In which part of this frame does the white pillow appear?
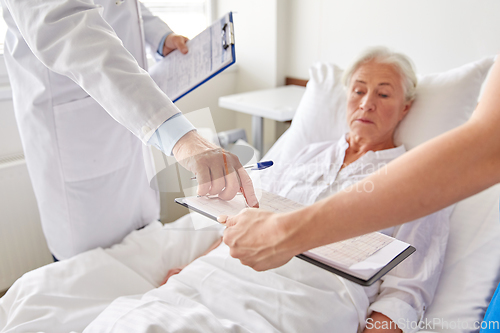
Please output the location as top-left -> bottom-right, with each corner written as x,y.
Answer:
423,184 -> 500,333
395,58 -> 495,149
263,63 -> 347,163
264,57 -> 498,332
264,56 -> 494,160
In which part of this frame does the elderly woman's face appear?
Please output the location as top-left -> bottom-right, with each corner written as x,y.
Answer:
346,61 -> 411,145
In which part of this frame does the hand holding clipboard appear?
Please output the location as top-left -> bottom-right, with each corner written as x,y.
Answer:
175,190 -> 415,286
149,12 -> 236,102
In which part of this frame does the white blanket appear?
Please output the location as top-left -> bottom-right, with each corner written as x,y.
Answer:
0,215 -> 367,333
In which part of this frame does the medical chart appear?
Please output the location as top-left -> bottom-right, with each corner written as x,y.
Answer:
181,189 -> 412,283
184,190 -> 303,218
307,232 -> 393,268
149,13 -> 235,102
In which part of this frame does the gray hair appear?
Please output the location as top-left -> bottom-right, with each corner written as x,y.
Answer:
341,46 -> 418,102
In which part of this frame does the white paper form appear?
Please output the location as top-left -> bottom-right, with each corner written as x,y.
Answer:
149,13 -> 235,102
305,233 -> 410,280
184,190 -> 304,219
307,233 -> 393,268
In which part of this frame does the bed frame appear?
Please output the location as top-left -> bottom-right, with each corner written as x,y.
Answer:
285,77 -> 308,87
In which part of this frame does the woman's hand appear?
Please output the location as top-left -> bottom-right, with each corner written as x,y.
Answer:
160,266 -> 186,285
222,209 -> 296,271
160,237 -> 223,286
363,312 -> 402,333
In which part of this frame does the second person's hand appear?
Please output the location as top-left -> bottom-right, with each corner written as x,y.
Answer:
173,130 -> 259,207
222,208 -> 298,271
163,33 -> 189,55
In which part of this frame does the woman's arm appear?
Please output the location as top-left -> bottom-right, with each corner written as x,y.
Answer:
223,57 -> 500,271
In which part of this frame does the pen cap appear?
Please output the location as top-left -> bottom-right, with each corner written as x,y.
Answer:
256,161 -> 273,169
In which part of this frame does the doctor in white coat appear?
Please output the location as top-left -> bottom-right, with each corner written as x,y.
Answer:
0,0 -> 257,260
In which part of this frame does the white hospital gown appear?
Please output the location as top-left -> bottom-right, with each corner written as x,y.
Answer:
258,134 -> 406,206
257,134 -> 453,332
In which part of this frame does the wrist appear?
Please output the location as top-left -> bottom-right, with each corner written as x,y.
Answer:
274,209 -> 312,256
172,130 -> 197,158
172,130 -> 218,159
162,33 -> 176,56
157,32 -> 171,56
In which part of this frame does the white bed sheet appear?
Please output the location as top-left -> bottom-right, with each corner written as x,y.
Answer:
0,216 -> 222,332
0,215 -> 366,333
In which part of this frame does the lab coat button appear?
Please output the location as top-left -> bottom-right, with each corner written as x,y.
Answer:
142,126 -> 151,135
115,0 -> 124,5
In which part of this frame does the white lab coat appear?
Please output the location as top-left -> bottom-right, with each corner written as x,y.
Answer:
1,0 -> 182,259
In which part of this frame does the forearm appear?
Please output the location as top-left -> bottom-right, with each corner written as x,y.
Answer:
281,114 -> 500,252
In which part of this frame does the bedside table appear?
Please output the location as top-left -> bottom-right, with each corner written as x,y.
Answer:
219,85 -> 306,153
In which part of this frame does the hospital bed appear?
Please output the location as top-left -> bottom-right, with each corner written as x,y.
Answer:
1,56 -> 499,333
264,56 -> 500,333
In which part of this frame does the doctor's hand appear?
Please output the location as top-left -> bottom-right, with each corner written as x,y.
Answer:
222,209 -> 297,271
163,33 -> 189,56
173,131 -> 259,207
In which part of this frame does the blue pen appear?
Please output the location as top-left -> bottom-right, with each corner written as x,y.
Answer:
246,160 -> 274,170
190,160 -> 273,180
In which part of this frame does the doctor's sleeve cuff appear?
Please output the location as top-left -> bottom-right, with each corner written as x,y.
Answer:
368,297 -> 420,333
157,32 -> 173,56
147,113 -> 196,156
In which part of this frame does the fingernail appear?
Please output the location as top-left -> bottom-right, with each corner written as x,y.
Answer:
217,215 -> 228,223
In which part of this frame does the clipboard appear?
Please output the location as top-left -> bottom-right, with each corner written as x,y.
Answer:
175,193 -> 416,286
175,197 -> 221,222
149,12 -> 236,103
296,246 -> 416,286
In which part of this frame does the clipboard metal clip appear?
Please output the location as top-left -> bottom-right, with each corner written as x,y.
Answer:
221,22 -> 235,50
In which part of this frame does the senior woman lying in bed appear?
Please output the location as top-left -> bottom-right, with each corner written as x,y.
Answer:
0,47 -> 453,333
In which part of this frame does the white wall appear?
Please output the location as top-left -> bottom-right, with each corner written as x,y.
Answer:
287,0 -> 500,78
216,0 -> 289,153
217,0 -> 283,91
